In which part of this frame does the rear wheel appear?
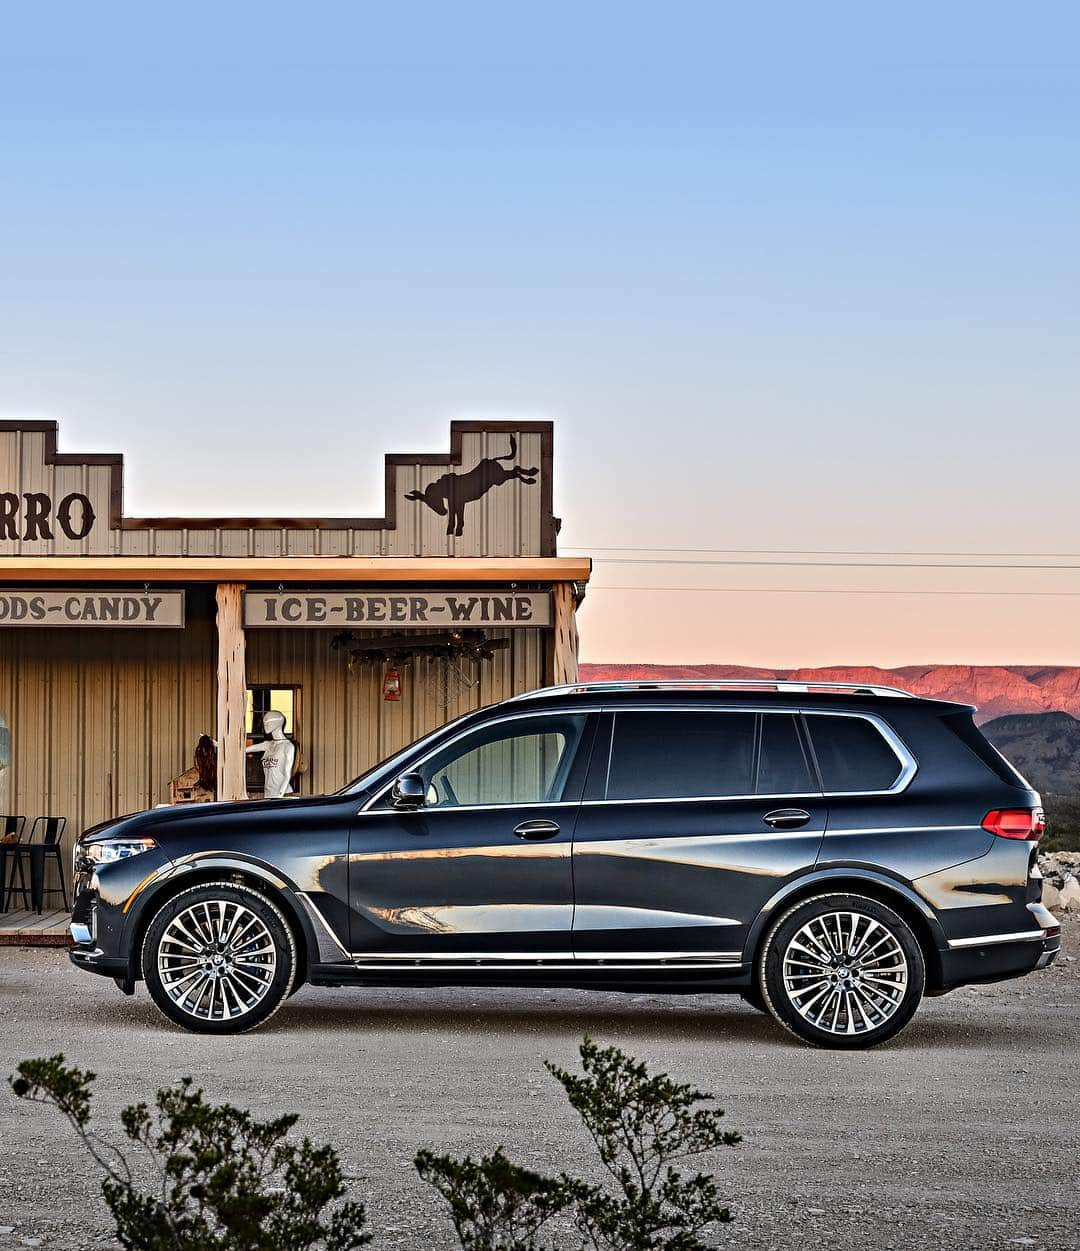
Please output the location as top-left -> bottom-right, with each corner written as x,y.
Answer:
141,882 -> 297,1034
758,893 -> 925,1049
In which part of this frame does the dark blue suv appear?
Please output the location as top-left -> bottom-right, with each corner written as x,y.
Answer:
69,681 -> 1060,1048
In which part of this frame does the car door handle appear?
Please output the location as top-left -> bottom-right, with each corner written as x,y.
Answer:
762,808 -> 812,830
513,819 -> 561,840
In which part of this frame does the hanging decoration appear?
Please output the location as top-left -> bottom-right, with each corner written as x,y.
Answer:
382,667 -> 402,701
331,629 -> 509,671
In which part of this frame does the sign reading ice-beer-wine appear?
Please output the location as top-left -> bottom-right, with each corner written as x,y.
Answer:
0,589 -> 185,627
244,589 -> 551,628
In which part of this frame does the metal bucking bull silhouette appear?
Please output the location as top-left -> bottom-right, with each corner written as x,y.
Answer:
405,434 -> 538,536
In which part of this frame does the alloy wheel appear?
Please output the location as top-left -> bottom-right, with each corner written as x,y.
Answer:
157,900 -> 278,1022
781,910 -> 908,1036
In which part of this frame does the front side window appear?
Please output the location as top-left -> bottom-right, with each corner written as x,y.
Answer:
606,711 -> 756,801
410,715 -> 587,809
806,715 -> 904,792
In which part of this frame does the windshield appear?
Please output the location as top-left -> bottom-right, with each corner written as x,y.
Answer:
334,710 -> 479,796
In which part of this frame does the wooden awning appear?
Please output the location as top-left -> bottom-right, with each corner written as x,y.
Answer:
0,555 -> 591,585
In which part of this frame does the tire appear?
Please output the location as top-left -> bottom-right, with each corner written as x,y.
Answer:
757,892 -> 925,1049
141,881 -> 297,1034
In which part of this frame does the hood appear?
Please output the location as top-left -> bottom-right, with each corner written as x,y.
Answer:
78,792 -> 351,843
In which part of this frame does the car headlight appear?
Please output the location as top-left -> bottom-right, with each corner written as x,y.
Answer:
81,838 -> 158,865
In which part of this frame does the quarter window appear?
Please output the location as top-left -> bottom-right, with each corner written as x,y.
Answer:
606,712 -> 755,801
414,715 -> 587,809
806,715 -> 904,792
757,714 -> 814,794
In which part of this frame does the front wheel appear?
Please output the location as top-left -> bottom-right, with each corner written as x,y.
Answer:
757,893 -> 925,1049
141,882 -> 297,1034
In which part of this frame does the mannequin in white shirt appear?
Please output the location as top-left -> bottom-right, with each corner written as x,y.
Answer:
245,709 -> 296,798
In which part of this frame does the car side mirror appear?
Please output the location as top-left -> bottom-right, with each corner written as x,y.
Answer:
390,771 -> 426,811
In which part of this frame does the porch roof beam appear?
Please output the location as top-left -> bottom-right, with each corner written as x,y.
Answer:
0,555 -> 592,584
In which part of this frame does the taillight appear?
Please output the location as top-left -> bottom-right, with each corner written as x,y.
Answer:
982,808 -> 1046,841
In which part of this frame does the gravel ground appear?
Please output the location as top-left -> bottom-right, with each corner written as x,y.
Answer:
0,927 -> 1077,1251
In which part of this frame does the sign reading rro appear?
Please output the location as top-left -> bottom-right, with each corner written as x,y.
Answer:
0,491 -> 96,541
0,589 -> 185,627
244,590 -> 552,628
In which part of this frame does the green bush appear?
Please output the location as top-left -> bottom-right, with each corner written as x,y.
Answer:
1042,793 -> 1080,852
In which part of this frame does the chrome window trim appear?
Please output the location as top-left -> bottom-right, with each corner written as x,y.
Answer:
800,709 -> 917,796
600,706 -> 917,802
358,703 -> 917,814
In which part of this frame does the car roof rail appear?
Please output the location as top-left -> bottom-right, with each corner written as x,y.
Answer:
507,679 -> 917,701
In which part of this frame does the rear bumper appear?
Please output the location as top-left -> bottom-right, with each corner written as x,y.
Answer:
938,903 -> 1061,988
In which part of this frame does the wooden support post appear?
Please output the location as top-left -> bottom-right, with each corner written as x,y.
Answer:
215,582 -> 248,802
551,581 -> 579,685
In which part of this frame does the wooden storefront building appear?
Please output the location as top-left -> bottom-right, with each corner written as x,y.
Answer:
0,419 -> 589,892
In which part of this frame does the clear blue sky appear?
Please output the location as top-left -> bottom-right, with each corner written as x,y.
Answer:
2,3 -> 1078,664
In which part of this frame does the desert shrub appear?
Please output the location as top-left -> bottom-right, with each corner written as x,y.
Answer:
9,1055 -> 369,1251
417,1037 -> 741,1251
13,1039 -> 741,1251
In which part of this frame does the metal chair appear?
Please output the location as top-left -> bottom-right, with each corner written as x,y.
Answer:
8,817 -> 68,913
0,816 -> 27,912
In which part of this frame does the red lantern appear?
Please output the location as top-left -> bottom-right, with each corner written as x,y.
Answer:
382,667 -> 402,701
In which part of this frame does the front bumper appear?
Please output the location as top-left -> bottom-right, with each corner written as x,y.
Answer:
939,902 -> 1061,988
68,941 -> 129,980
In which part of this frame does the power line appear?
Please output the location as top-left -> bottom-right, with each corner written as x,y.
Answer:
588,557 -> 1080,571
564,545 -> 1080,558
589,586 -> 1080,597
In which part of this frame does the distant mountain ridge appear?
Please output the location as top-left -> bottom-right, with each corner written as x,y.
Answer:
982,712 -> 1080,795
577,664 -> 1080,724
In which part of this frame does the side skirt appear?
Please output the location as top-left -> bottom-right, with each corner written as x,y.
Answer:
306,960 -> 750,992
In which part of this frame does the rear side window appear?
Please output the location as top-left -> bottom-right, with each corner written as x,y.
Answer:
607,711 -> 755,800
757,714 -> 815,794
806,715 -> 904,793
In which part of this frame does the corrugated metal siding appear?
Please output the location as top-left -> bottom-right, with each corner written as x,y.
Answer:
1,428 -> 547,558
0,430 -> 115,558
0,591 -> 216,886
246,625 -> 545,796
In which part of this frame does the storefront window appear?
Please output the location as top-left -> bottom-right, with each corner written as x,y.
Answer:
245,687 -> 301,795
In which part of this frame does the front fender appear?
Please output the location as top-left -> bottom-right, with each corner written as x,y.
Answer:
117,852 -> 328,981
